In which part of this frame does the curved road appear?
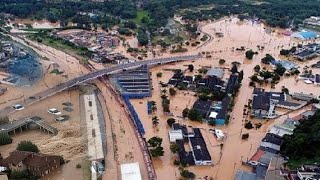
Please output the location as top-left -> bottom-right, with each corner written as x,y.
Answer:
0,54 -> 201,116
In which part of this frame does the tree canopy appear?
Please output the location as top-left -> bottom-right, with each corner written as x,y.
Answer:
16,140 -> 39,153
281,110 -> 320,168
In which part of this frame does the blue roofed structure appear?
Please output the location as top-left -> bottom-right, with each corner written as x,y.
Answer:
291,31 -> 319,40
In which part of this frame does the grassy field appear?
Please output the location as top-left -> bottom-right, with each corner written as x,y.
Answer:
133,10 -> 149,24
28,33 -> 90,64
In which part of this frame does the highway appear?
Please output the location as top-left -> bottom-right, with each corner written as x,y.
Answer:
0,54 -> 201,116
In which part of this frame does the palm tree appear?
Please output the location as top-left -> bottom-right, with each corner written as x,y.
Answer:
150,101 -> 157,112
161,88 -> 167,95
152,116 -> 159,127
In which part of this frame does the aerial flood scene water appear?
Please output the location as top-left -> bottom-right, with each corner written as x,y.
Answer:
0,1 -> 320,180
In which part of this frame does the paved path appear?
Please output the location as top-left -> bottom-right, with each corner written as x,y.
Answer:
0,55 -> 201,116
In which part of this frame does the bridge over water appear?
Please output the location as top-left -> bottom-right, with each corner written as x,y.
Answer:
0,54 -> 201,116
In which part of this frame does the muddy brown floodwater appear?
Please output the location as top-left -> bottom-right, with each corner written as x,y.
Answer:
130,17 -> 320,180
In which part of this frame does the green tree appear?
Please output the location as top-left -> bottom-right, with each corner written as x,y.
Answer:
254,65 -> 260,72
0,133 -> 12,145
152,116 -> 159,127
219,59 -> 226,65
123,21 -> 137,29
180,169 -> 196,179
245,50 -> 256,60
275,64 -> 286,76
169,87 -> 177,96
167,118 -> 176,127
150,146 -> 164,157
156,72 -> 162,78
9,170 -> 29,180
188,64 -> 194,72
244,121 -> 254,129
170,143 -> 180,154
188,108 -> 202,122
280,49 -> 290,56
261,54 -> 275,64
148,136 -> 162,148
182,108 -> 190,118
16,141 -> 39,153
148,136 -> 164,157
231,64 -> 238,74
137,28 -> 149,46
242,133 -> 249,140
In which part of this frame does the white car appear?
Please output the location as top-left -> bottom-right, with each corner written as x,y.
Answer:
48,108 -> 62,115
13,104 -> 24,110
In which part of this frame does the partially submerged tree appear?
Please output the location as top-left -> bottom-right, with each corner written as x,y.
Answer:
182,108 -> 190,118
170,143 -> 180,154
167,118 -> 176,127
16,141 -> 39,153
152,116 -> 159,127
148,136 -> 164,157
169,87 -> 177,96
0,133 -> 12,145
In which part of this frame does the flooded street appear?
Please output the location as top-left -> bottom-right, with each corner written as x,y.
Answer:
130,17 -> 320,180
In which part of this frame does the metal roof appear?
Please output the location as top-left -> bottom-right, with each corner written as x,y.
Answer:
121,162 -> 142,180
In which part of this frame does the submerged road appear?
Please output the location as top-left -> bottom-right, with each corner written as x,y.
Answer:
0,54 -> 201,116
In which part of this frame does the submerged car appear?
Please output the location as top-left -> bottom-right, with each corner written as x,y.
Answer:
48,108 -> 62,115
13,104 -> 24,110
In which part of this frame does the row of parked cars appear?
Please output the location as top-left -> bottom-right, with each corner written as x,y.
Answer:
13,104 -> 66,122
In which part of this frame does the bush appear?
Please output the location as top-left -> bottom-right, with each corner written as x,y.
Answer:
242,133 -> 249,140
173,159 -> 180,166
180,169 -> 196,179
170,143 -> 180,154
182,108 -> 189,118
188,108 -> 202,122
9,170 -> 29,179
167,118 -> 176,127
245,50 -> 257,60
169,87 -> 176,96
156,72 -> 162,78
76,164 -> 82,168
208,120 -> 216,126
244,121 -> 254,129
0,133 -> 12,145
16,141 -> 39,153
219,59 -> 226,65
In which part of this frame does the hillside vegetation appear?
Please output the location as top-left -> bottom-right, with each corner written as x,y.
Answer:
281,110 -> 320,168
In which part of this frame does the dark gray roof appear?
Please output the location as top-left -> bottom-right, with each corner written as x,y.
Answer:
316,74 -> 320,83
262,133 -> 283,146
226,74 -> 239,94
190,136 -> 211,162
192,99 -> 212,115
252,94 -> 270,111
216,96 -> 231,119
255,165 -> 268,179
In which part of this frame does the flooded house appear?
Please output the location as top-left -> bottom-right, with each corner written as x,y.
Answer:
169,124 -> 212,166
0,151 -> 63,177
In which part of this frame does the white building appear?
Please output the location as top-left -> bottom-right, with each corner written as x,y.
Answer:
168,129 -> 183,142
120,162 -> 142,180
